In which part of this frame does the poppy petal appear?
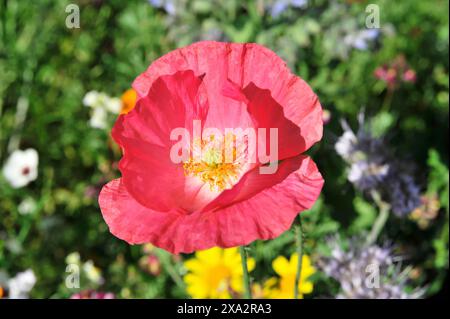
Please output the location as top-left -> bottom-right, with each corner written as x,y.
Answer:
113,70 -> 211,212
133,41 -> 322,150
99,156 -> 323,254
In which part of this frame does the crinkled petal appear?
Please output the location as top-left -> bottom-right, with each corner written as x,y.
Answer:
112,70 -> 210,212
99,155 -> 323,254
222,79 -> 306,160
133,41 -> 322,150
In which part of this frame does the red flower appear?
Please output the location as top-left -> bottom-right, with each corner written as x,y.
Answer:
99,41 -> 324,254
374,55 -> 417,90
402,69 -> 417,83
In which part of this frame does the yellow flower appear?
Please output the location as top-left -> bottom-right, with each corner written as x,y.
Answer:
120,88 -> 137,115
82,260 -> 103,285
263,253 -> 315,299
251,283 -> 265,299
183,247 -> 255,299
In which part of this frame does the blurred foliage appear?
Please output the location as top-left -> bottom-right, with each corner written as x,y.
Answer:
0,0 -> 448,298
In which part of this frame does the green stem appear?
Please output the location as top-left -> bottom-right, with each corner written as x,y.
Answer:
17,216 -> 32,243
294,215 -> 304,299
366,190 -> 390,246
381,89 -> 394,113
155,249 -> 185,291
239,246 -> 252,299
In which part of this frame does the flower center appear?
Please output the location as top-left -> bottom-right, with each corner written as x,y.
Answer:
206,265 -> 232,292
22,167 -> 30,176
183,134 -> 242,191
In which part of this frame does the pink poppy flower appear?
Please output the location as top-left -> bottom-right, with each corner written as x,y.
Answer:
99,41 -> 324,254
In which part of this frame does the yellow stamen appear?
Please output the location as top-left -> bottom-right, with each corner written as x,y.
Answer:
183,134 -> 241,191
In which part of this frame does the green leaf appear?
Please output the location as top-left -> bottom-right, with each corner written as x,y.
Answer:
370,111 -> 396,138
350,197 -> 377,233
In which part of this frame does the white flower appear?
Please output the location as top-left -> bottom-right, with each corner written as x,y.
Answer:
335,131 -> 357,160
104,97 -> 122,114
18,197 -> 36,215
83,91 -> 122,128
82,260 -> 104,285
2,149 -> 39,188
65,252 -> 81,265
82,90 -> 100,107
8,269 -> 36,299
89,107 -> 108,129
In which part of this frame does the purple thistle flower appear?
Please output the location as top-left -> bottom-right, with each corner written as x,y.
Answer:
319,238 -> 425,299
268,0 -> 308,18
148,0 -> 177,16
335,114 -> 422,217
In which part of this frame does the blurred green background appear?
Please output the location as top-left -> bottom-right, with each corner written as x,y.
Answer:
0,0 -> 448,298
